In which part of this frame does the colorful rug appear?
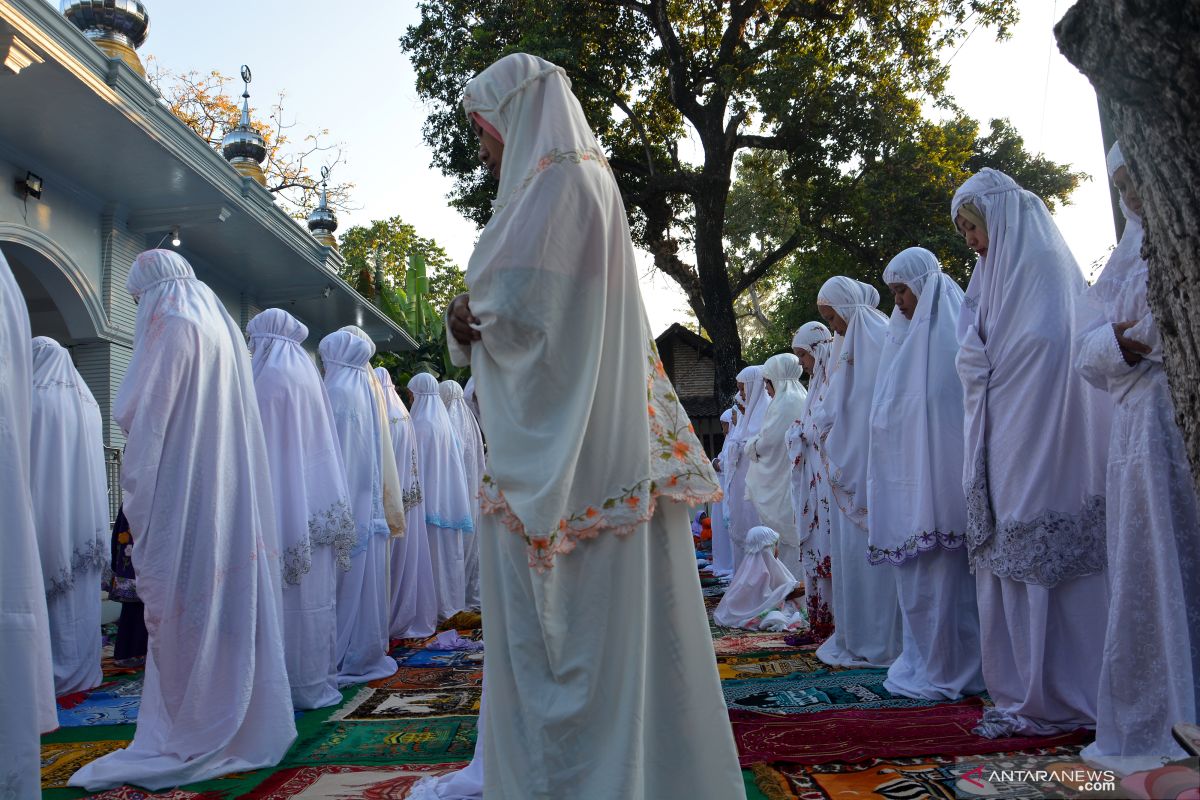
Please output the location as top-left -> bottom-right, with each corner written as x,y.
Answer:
723,669 -> 931,715
57,678 -> 142,727
329,687 -> 482,721
242,763 -> 469,799
717,651 -> 826,680
731,696 -> 1093,766
41,739 -> 129,788
80,789 -> 223,800
283,719 -> 478,766
392,649 -> 485,669
368,666 -> 483,690
712,631 -> 801,655
752,745 -> 1092,800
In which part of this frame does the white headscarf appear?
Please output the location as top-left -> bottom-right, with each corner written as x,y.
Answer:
785,322 -> 834,547
247,309 -> 355,583
407,372 -> 475,533
30,336 -> 109,597
812,277 -> 890,530
440,379 -> 486,511
731,365 -> 770,444
951,169 -> 1109,586
76,249 -> 295,787
0,250 -> 57,771
460,53 -> 718,568
867,248 -> 968,564
712,526 -> 799,629
320,331 -> 399,555
746,354 -> 808,540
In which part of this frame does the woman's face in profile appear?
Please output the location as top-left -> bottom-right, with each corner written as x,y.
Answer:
472,117 -> 504,180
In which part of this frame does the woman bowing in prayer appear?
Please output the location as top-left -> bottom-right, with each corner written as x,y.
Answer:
377,367 -> 438,640
714,526 -> 803,631
746,353 -> 807,578
1074,144 -> 1200,773
408,372 -> 474,621
319,329 -> 403,686
247,309 -> 356,710
951,168 -> 1111,738
811,277 -> 902,668
786,322 -> 836,643
30,336 -> 108,696
441,378 -> 486,609
868,248 -> 984,701
70,250 -> 295,791
445,53 -> 745,799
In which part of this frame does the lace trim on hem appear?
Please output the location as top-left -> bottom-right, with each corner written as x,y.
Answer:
46,536 -> 108,599
308,499 -> 356,574
964,450 -> 1107,587
820,446 -> 869,531
867,530 -> 966,566
425,513 -> 475,533
403,454 -> 424,511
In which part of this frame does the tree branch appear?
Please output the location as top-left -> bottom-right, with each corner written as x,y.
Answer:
610,91 -> 657,176
733,227 -> 806,295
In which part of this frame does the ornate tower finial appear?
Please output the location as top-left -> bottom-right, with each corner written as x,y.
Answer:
221,65 -> 268,187
307,166 -> 339,248
62,1 -> 151,78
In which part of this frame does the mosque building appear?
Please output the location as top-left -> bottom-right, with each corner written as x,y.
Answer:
0,0 -> 413,515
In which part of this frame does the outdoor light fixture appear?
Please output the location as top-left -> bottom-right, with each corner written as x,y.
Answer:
16,171 -> 43,200
170,227 -> 181,247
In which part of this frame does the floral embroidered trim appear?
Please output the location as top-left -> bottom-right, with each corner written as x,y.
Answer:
402,449 -> 423,511
867,530 -> 966,566
45,535 -> 108,599
496,146 -> 610,212
821,447 -> 869,532
307,499 -> 357,574
480,337 -> 721,571
964,449 -> 1106,587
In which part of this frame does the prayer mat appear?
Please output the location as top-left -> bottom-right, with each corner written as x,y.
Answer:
329,687 -> 482,721
723,669 -> 928,715
368,666 -> 483,690
77,789 -> 224,800
283,718 -> 477,766
717,652 -> 826,680
438,610 -> 482,631
712,631 -> 799,655
41,739 -> 129,788
242,763 -> 469,799
56,677 -> 142,727
730,697 -> 1092,766
393,649 -> 485,669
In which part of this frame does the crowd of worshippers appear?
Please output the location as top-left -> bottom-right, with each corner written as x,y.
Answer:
11,246 -> 487,790
710,143 -> 1198,776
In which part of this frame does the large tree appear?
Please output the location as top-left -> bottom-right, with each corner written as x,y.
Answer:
1055,0 -> 1200,495
400,0 -> 1089,398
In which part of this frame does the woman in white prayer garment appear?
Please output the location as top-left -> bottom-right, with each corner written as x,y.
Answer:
408,372 -> 475,621
441,379 -> 486,609
726,364 -> 769,572
951,168 -> 1111,738
709,407 -> 736,579
319,329 -> 402,687
69,249 -> 295,791
30,336 -> 108,697
444,53 -> 745,799
746,353 -> 808,578
811,277 -> 902,669
0,248 -> 56,799
786,322 -> 836,643
714,526 -> 802,630
1074,144 -> 1200,774
869,248 -> 984,701
377,367 -> 438,640
247,309 -> 356,710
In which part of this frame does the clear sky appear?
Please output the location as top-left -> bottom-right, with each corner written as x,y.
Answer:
124,0 -> 1112,335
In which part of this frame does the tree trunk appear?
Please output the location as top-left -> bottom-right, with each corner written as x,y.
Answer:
1056,0 -> 1200,498
693,171 -> 742,404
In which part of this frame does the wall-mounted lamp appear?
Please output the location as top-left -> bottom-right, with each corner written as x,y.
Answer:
170,227 -> 181,247
15,171 -> 43,200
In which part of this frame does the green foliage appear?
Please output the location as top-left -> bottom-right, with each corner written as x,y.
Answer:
400,0 -> 1081,395
338,216 -> 469,380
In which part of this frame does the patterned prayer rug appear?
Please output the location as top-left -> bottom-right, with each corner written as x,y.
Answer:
242,763 -> 469,799
712,631 -> 801,655
283,719 -> 477,766
392,649 -> 485,669
717,652 -> 826,680
41,739 -> 129,788
731,697 -> 1092,766
329,687 -> 482,721
723,669 -> 929,715
56,677 -> 142,727
368,666 -> 483,690
78,789 -> 224,800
